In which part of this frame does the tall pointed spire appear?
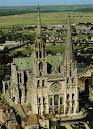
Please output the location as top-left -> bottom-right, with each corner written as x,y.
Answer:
64,17 -> 73,65
63,17 -> 79,115
37,6 -> 42,37
35,5 -> 46,59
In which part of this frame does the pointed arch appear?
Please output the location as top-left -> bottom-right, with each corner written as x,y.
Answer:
36,51 -> 38,58
39,51 -> 42,58
39,62 -> 43,71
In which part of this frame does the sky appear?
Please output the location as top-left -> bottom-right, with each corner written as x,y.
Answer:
0,0 -> 93,6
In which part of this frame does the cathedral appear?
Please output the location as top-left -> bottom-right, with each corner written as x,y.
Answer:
2,8 -> 87,124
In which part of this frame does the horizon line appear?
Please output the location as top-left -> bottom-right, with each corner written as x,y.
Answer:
0,3 -> 93,7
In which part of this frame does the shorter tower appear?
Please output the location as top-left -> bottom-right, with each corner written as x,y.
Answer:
63,18 -> 79,115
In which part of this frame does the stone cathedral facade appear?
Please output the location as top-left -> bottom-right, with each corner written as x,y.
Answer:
3,9 -> 81,120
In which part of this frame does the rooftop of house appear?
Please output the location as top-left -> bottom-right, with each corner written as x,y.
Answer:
26,114 -> 39,126
10,124 -> 20,129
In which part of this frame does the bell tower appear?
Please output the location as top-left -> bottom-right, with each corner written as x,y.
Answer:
32,7 -> 47,116
64,17 -> 79,115
33,7 -> 47,77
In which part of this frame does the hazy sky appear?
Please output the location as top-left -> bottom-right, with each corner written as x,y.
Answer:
0,0 -> 93,6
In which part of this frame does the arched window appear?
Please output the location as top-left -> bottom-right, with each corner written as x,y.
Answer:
39,72 -> 42,76
54,107 -> 58,114
72,94 -> 74,100
67,94 -> 70,100
13,97 -> 15,102
17,73 -> 22,84
37,80 -> 40,87
67,78 -> 69,83
39,62 -> 43,71
70,70 -> 71,76
54,95 -> 59,106
36,51 -> 38,58
58,66 -> 61,73
38,107 -> 41,115
5,83 -> 8,91
39,51 -> 42,58
42,80 -> 44,87
72,78 -> 74,83
38,98 -> 41,104
47,63 -> 52,74
49,98 -> 52,106
66,106 -> 69,114
43,97 -> 45,104
19,89 -> 22,103
43,51 -> 45,58
60,97 -> 63,105
39,43 -> 41,49
72,101 -> 75,113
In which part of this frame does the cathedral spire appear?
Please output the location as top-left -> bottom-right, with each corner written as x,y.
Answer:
64,17 -> 73,65
35,5 -> 46,59
37,6 -> 42,37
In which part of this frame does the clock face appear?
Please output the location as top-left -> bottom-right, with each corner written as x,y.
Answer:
51,82 -> 61,93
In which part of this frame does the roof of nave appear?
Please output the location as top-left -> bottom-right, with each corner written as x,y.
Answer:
48,55 -> 63,71
13,55 -> 63,71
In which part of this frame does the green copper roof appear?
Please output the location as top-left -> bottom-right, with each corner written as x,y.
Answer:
13,55 -> 63,71
48,55 -> 63,71
14,57 -> 33,71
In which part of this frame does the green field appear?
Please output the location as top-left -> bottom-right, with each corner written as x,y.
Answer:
0,5 -> 93,27
0,12 -> 93,27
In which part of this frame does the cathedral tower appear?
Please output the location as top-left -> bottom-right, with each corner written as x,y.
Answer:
32,7 -> 47,115
63,17 -> 79,115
